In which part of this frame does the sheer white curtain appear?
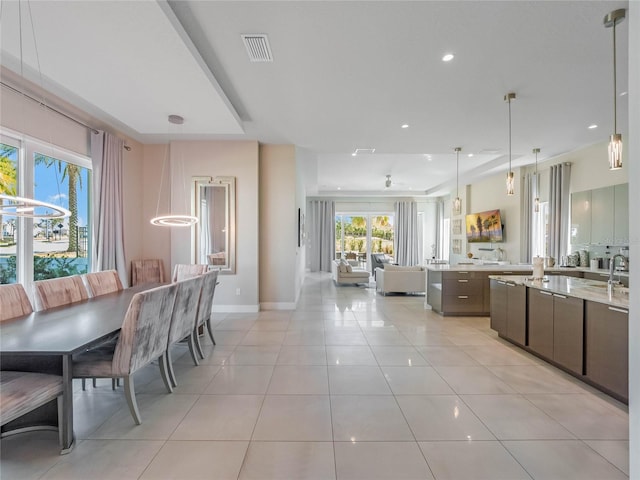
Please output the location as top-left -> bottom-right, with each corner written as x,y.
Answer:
90,131 -> 127,286
548,163 -> 572,261
520,172 -> 536,263
394,201 -> 419,266
308,200 -> 335,272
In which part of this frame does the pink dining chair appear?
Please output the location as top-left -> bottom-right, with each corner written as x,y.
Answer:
33,275 -> 88,311
171,264 -> 208,283
131,259 -> 166,286
0,284 -> 33,322
85,270 -> 123,297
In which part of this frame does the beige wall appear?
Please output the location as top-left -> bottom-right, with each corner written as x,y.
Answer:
161,140 -> 260,312
259,144 -> 297,308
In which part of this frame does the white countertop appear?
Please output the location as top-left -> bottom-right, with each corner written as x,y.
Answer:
488,274 -> 629,309
425,263 -> 629,278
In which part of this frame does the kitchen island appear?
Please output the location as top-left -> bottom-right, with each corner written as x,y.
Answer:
425,263 -> 628,316
489,274 -> 629,403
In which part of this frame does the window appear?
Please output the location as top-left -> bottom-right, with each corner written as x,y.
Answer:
0,131 -> 92,287
532,201 -> 549,258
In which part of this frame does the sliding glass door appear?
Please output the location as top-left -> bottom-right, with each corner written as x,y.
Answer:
335,213 -> 394,270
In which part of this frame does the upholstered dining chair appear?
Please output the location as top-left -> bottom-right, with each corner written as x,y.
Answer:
164,275 -> 204,388
131,259 -> 165,286
72,282 -> 178,425
171,263 -> 208,283
33,275 -> 88,311
0,284 -> 33,322
194,270 -> 219,359
85,270 -> 123,297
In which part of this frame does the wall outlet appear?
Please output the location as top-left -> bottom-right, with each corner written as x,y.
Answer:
236,288 -> 241,296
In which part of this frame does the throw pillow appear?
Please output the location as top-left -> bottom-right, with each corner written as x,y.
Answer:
346,264 -> 353,273
339,264 -> 348,273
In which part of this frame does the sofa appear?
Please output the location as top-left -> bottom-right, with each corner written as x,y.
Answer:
331,259 -> 370,285
375,264 -> 425,295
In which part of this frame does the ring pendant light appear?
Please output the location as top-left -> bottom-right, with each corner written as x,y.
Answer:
150,115 -> 198,227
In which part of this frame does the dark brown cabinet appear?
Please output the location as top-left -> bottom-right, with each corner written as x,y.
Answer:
552,294 -> 584,375
528,289 -> 554,358
439,271 -> 486,316
490,279 -> 526,346
585,301 -> 629,402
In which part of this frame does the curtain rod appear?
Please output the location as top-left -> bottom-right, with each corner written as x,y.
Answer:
1,80 -> 131,151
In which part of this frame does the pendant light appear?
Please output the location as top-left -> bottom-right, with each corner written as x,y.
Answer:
452,147 -> 462,215
150,115 -> 199,227
504,93 -> 516,195
0,1 -> 70,220
533,148 -> 540,213
604,9 -> 626,170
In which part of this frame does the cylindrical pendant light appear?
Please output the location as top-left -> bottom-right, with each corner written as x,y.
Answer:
533,148 -> 540,213
504,93 -> 516,195
452,147 -> 462,215
604,9 -> 625,170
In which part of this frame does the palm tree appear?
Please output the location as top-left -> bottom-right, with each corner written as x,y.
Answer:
34,154 -> 82,253
0,146 -> 18,242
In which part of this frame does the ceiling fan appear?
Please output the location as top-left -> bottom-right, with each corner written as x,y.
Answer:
384,175 -> 392,189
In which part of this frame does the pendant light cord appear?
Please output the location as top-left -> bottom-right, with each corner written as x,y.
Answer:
508,97 -> 512,173
612,21 -> 617,134
456,149 -> 459,197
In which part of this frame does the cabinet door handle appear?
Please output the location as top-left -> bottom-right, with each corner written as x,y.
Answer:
608,306 -> 628,314
540,291 -> 553,296
553,294 -> 567,299
458,279 -> 468,283
458,272 -> 469,274
502,271 -> 513,274
506,283 -> 516,287
458,295 -> 469,299
599,274 -> 609,278
497,281 -> 506,285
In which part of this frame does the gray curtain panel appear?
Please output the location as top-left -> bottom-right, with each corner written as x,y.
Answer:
520,172 -> 535,263
90,131 -> 128,286
394,201 -> 419,266
308,200 -> 335,272
548,163 -> 572,261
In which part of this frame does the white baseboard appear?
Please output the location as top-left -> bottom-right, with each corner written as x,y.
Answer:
212,305 -> 260,313
260,302 -> 296,311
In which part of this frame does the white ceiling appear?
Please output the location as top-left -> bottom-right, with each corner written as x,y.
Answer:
0,1 -> 630,197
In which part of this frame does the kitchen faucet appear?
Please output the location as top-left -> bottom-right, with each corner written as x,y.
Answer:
608,254 -> 629,295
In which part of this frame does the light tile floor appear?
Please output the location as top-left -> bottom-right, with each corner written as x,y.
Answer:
0,273 -> 630,479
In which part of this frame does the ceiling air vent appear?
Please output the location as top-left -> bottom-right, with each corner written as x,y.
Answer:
241,34 -> 273,62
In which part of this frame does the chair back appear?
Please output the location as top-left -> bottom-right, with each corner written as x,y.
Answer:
131,259 -> 165,286
196,270 -> 219,327
168,275 -> 204,345
112,283 -> 178,375
85,270 -> 123,297
34,275 -> 88,311
370,253 -> 389,275
0,284 -> 33,321
172,264 -> 208,283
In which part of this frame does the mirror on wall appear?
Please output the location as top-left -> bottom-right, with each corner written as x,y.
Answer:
191,176 -> 236,274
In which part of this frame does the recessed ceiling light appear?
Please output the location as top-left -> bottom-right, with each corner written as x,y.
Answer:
588,124 -> 598,129
468,153 -> 474,157
442,53 -> 455,62
337,187 -> 341,190
401,124 -> 409,129
351,152 -> 357,156
620,91 -> 627,96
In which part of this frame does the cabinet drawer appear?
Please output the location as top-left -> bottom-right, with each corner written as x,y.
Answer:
442,271 -> 481,280
443,278 -> 483,295
443,294 -> 484,313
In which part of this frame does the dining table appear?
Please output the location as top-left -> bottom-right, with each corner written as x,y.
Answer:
0,283 -> 159,453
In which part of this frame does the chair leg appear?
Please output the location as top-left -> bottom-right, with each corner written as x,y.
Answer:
112,378 -> 117,390
187,332 -> 200,366
56,395 -> 64,449
205,318 -> 216,345
166,350 -> 178,388
82,378 -> 86,391
158,354 -> 173,393
92,378 -> 97,388
123,375 -> 142,425
194,327 -> 205,360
